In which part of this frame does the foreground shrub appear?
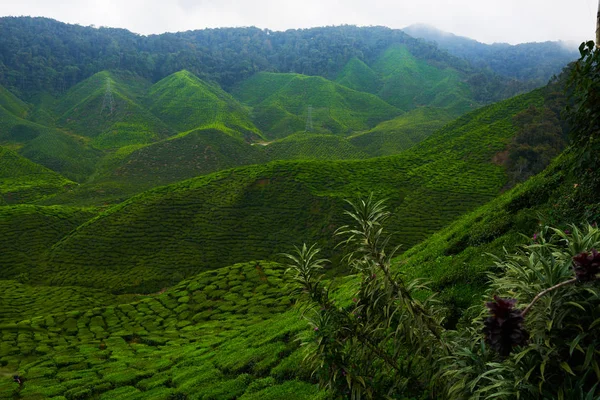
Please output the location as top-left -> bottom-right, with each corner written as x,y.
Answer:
285,196 -> 600,399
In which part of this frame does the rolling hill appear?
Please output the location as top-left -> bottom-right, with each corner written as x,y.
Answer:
373,44 -> 477,113
349,107 -> 456,156
263,133 -> 369,160
26,87 -> 546,293
55,71 -> 173,149
232,72 -> 401,139
0,146 -> 73,204
335,57 -> 383,94
146,70 -> 263,141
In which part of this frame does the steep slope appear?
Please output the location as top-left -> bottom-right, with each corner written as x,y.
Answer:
55,71 -> 173,148
349,107 -> 456,156
0,88 -> 102,182
0,84 -> 28,117
0,146 -> 73,203
335,57 -> 382,94
35,88 -> 546,293
233,72 -> 401,139
373,44 -> 477,113
146,70 -> 263,141
264,133 -> 369,160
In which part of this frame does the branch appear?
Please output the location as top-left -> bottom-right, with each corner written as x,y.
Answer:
521,278 -> 578,316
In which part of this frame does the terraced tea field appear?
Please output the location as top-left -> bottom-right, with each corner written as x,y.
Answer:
0,262 -> 324,400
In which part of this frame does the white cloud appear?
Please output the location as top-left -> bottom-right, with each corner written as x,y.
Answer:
0,0 -> 595,44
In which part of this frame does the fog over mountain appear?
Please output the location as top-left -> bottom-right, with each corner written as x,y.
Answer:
0,0 -> 595,44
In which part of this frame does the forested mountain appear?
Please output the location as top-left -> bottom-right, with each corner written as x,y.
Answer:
403,24 -> 579,84
1,17 -> 532,101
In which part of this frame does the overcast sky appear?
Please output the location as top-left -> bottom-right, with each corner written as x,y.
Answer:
0,0 -> 596,45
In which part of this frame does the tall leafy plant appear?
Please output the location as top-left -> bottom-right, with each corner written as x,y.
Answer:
286,197 -> 600,399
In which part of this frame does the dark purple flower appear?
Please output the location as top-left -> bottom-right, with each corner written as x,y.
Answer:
314,326 -> 319,332
483,296 -> 529,357
565,230 -> 571,235
572,249 -> 600,282
533,233 -> 538,241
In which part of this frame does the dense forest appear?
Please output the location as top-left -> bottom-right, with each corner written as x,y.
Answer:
404,24 -> 579,84
0,17 -> 540,101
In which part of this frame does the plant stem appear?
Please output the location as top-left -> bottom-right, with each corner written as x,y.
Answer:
521,278 -> 578,316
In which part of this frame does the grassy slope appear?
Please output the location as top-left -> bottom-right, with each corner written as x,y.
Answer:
103,128 -> 269,188
0,104 -> 102,182
335,57 -> 383,94
373,44 -> 477,114
231,72 -> 401,139
0,84 -> 28,118
146,70 -> 263,141
349,107 -> 456,156
0,205 -> 97,278
34,88 -> 545,293
0,146 -> 73,204
56,71 -> 173,149
264,133 -> 369,160
0,261 -> 323,400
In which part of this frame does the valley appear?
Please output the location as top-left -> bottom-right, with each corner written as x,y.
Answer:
0,17 -> 598,400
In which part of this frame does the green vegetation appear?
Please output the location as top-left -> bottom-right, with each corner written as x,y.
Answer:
0,262 -> 320,400
335,57 -> 382,94
20,87 -> 545,294
0,146 -> 73,204
0,84 -> 28,118
0,17 -> 590,399
55,71 -> 173,149
286,195 -> 600,398
0,205 -> 96,279
147,70 -> 263,141
373,44 -> 477,113
264,133 -> 368,160
232,72 -> 401,139
104,128 -> 268,188
349,107 -> 456,156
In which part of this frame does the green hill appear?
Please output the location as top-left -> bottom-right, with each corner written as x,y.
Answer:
104,128 -> 268,188
18,130 -> 103,183
0,104 -> 52,144
29,87 -> 545,293
335,57 -> 383,94
0,88 -> 102,182
349,107 -> 456,156
0,146 -> 73,203
373,44 -> 477,114
55,71 -> 173,149
0,204 -> 97,279
146,70 -> 263,141
264,133 -> 368,160
0,84 -> 28,118
232,72 -> 401,139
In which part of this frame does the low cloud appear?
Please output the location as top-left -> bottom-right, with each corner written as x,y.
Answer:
0,0 -> 595,44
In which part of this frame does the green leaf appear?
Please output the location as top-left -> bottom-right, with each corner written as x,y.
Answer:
560,362 -> 575,376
